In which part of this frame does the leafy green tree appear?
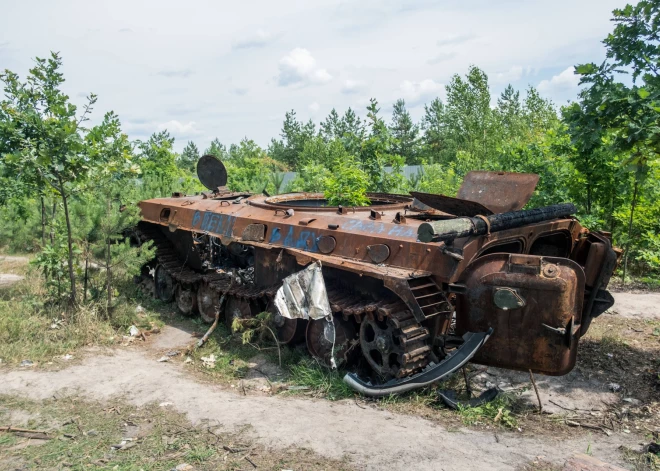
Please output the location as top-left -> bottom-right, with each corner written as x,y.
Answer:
324,157 -> 370,207
390,99 -> 420,164
443,66 -> 499,171
421,98 -> 448,164
204,138 -> 227,159
360,99 -> 405,193
338,108 -> 365,156
135,131 -> 184,197
496,85 -> 524,141
571,0 -> 660,282
319,108 -> 365,156
268,111 -> 316,169
224,138 -> 287,193
178,141 -> 199,172
320,108 -> 342,141
85,112 -> 152,310
0,52 -> 104,304
287,163 -> 332,192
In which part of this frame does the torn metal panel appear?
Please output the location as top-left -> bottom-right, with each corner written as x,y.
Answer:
457,171 -> 540,213
274,261 -> 332,320
410,192 -> 493,217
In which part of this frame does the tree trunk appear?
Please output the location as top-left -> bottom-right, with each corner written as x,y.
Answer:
83,252 -> 89,303
49,202 -> 57,244
621,175 -> 639,285
609,192 -> 615,234
106,237 -> 112,313
106,199 -> 112,314
40,197 -> 46,248
59,183 -> 77,306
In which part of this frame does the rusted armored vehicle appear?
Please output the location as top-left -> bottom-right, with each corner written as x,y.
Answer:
136,156 -> 618,396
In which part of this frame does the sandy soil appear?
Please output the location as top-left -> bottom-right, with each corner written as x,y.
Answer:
0,256 -> 656,471
470,292 -> 660,415
0,256 -> 29,263
0,274 -> 24,287
610,292 -> 660,319
0,320 -> 651,471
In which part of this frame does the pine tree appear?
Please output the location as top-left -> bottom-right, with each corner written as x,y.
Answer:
178,141 -> 200,172
390,99 -> 420,164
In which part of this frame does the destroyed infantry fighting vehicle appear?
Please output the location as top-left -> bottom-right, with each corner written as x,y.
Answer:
135,155 -> 619,396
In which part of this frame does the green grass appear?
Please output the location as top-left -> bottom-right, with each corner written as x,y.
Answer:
0,394 -> 355,471
0,258 -> 164,366
287,358 -> 354,400
456,392 -> 520,428
619,444 -> 660,471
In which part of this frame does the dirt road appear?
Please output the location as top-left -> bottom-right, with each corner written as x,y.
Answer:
3,291 -> 658,471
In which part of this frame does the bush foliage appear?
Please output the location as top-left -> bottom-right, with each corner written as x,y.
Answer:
1,0 -> 660,308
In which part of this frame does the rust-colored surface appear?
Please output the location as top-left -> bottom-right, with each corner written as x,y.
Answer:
455,253 -> 585,375
136,167 -> 619,380
410,192 -> 493,217
457,171 -> 540,213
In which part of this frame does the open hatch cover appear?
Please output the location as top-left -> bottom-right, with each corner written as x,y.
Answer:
410,171 -> 539,216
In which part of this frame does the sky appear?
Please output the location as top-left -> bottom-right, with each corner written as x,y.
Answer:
0,0 -> 626,152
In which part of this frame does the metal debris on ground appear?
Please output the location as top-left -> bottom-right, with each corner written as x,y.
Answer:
49,319 -> 63,330
201,354 -> 217,368
110,439 -> 138,451
0,426 -> 50,440
20,359 -> 34,367
129,325 -> 140,337
436,388 -> 499,410
608,382 -> 622,392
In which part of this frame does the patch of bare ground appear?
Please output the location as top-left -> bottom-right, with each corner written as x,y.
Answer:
0,256 -> 29,288
0,290 -> 657,470
0,324 -> 650,471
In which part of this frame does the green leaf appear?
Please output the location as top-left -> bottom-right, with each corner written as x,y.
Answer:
638,88 -> 650,99
575,64 -> 596,75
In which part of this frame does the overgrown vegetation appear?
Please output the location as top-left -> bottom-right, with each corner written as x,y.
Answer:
0,257 -> 163,365
3,1 -> 660,295
0,394 -> 354,470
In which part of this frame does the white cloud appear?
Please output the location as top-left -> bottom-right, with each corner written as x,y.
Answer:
157,69 -> 194,78
436,33 -> 477,47
1,0 -> 623,151
492,65 -> 524,84
341,79 -> 366,94
232,29 -> 275,50
538,67 -> 580,92
277,48 -> 332,86
399,79 -> 443,105
427,51 -> 456,65
158,120 -> 202,136
309,101 -> 320,113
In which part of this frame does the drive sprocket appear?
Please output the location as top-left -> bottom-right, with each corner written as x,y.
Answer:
360,311 -> 431,380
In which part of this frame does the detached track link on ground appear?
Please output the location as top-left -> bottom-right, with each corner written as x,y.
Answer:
138,224 -> 432,378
